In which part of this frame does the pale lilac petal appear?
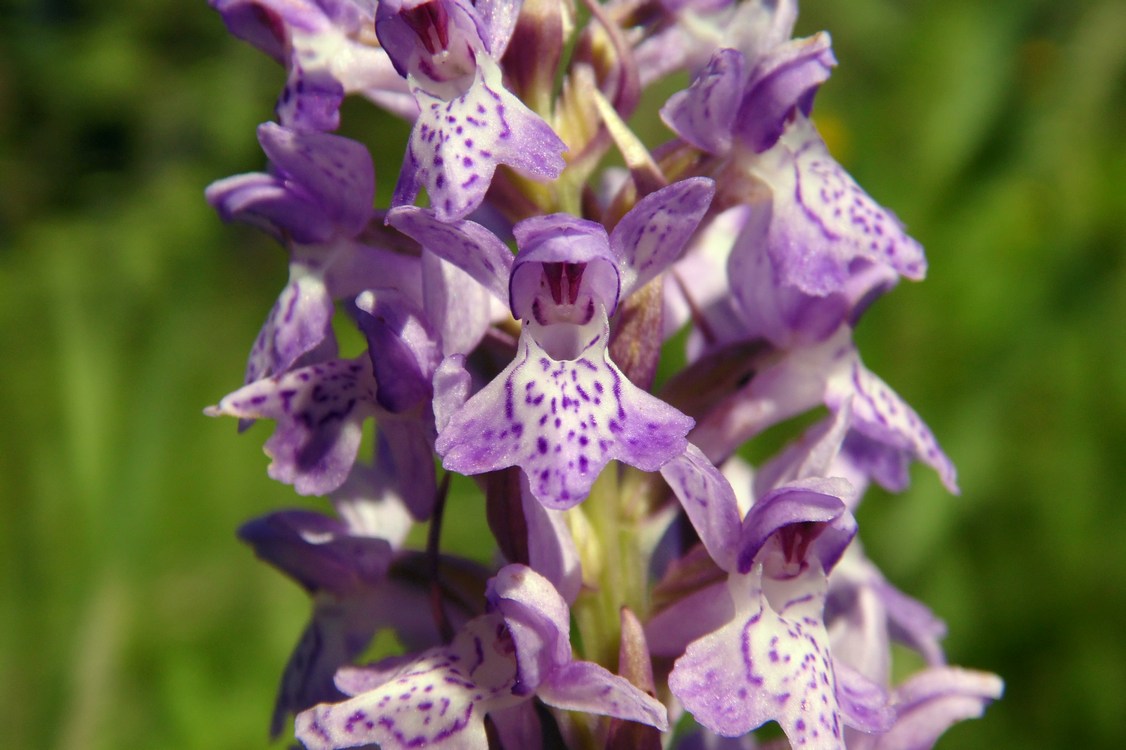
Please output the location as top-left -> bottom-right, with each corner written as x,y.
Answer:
537,660 -> 669,730
388,206 -> 514,304
238,510 -> 393,593
670,566 -> 844,746
611,177 -> 716,299
375,416 -> 438,521
646,580 -> 734,657
825,355 -> 958,494
752,404 -> 852,498
520,483 -> 582,604
750,118 -> 926,298
422,250 -> 495,355
660,443 -> 742,572
296,614 -> 519,750
474,0 -> 522,57
486,564 -> 571,690
734,33 -> 836,153
205,172 -> 335,244
660,49 -> 745,155
489,703 -> 543,750
874,577 -> 947,668
849,667 -> 1003,750
394,57 -> 566,221
355,290 -> 439,413
258,122 -> 375,236
833,659 -> 894,733
436,313 -> 693,509
244,266 -> 335,383
205,357 -> 378,495
433,354 -> 473,433
330,464 -> 415,547
826,548 -> 892,685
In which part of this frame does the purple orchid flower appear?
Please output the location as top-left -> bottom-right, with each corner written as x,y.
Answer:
205,291 -> 441,517
210,0 -> 415,131
206,123 -> 422,386
389,178 -> 714,508
238,490 -> 431,738
662,38 -> 925,351
651,406 -> 895,747
375,0 -> 567,220
295,564 -> 667,749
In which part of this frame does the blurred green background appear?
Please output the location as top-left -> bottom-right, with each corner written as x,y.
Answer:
1,0 -> 1123,747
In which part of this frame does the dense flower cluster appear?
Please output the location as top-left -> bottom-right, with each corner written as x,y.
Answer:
205,0 -> 1002,747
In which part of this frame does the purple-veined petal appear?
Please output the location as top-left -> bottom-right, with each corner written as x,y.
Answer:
537,660 -> 669,730
393,56 -> 566,221
244,265 -> 335,384
734,32 -> 836,153
611,177 -> 716,299
847,667 -> 1003,750
205,356 -> 378,495
296,613 -> 521,750
660,49 -> 745,155
660,443 -> 742,572
355,290 -> 439,413
745,118 -> 926,298
436,311 -> 693,509
388,205 -> 514,303
825,352 -> 958,494
670,563 -> 845,746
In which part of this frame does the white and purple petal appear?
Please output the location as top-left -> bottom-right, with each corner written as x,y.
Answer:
744,118 -> 927,299
610,177 -> 716,298
436,312 -> 693,509
205,356 -> 379,495
394,57 -> 566,221
670,563 -> 844,746
660,443 -> 742,572
296,613 -> 521,750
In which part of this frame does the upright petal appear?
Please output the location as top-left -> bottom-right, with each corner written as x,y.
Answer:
610,177 -> 716,299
